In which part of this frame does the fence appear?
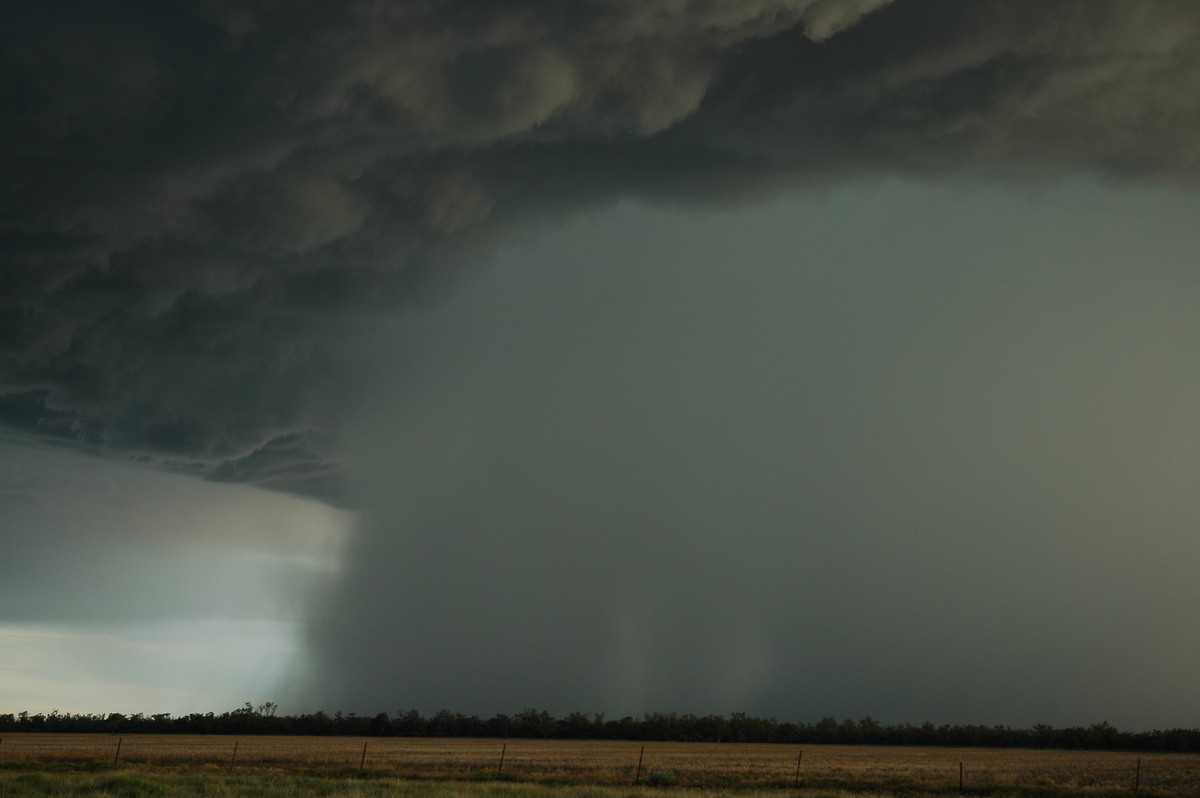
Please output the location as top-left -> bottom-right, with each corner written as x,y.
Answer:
2,735 -> 1198,794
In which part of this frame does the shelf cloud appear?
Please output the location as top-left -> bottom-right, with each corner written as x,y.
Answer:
5,1 -> 1198,496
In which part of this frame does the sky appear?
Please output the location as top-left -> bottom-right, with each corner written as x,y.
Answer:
2,0 -> 1200,729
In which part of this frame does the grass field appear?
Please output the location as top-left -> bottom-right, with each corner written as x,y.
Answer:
1,735 -> 1197,796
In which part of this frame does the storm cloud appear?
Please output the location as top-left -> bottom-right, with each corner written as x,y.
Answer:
5,0 -> 1200,492
4,0 -> 1200,725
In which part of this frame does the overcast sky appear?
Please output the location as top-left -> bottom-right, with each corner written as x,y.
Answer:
3,0 -> 1200,729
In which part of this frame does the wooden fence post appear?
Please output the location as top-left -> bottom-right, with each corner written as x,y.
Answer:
794,749 -> 803,787
498,742 -> 507,776
114,738 -> 122,764
1134,758 -> 1141,793
359,741 -> 369,771
958,761 -> 963,793
634,746 -> 645,785
229,740 -> 238,770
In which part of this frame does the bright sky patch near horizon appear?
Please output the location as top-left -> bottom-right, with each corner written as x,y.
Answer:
0,440 -> 351,716
3,1 -> 1200,730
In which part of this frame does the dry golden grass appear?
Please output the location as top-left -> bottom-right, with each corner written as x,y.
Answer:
1,734 -> 1197,794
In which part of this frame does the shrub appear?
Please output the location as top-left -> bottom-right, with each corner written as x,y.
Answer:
89,775 -> 167,797
644,771 -> 678,787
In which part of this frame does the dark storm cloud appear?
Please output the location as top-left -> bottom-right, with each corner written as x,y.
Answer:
4,0 -> 1200,498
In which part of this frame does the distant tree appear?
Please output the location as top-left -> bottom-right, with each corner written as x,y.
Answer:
394,709 -> 425,736
561,711 -> 598,739
516,708 -> 555,738
369,712 -> 392,736
485,713 -> 515,737
814,716 -> 839,742
859,715 -> 883,743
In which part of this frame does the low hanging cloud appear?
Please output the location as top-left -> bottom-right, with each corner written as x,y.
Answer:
4,0 -> 1200,499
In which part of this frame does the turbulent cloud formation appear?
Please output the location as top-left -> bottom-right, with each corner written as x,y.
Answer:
4,0 -> 1200,497
4,1 -> 1200,725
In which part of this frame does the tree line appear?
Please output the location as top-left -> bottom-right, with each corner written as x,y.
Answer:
2,705 -> 1197,752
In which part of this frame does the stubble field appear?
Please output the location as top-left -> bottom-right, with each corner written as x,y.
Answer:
1,735 -> 1197,796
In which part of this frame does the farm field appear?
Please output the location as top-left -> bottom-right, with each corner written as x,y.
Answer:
1,735 -> 1198,796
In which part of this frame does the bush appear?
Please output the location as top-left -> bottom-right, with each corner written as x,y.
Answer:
644,771 -> 678,787
89,775 -> 167,797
